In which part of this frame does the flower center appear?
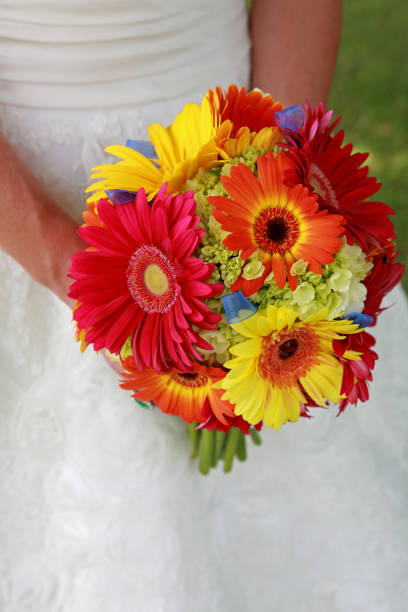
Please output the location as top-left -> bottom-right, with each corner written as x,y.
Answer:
144,264 -> 168,296
277,338 -> 298,360
253,207 -> 299,255
309,163 -> 338,209
257,326 -> 319,386
267,218 -> 287,242
171,371 -> 208,388
127,245 -> 178,313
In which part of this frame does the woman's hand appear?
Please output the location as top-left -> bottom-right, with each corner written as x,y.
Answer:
0,131 -> 86,308
0,132 -> 125,373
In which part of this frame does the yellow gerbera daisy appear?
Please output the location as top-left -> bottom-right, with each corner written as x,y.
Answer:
217,305 -> 360,430
87,97 -> 219,199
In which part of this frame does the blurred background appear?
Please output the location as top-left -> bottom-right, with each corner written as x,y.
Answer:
330,0 -> 407,289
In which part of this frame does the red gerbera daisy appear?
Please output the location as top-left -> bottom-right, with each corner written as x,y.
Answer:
333,331 -> 378,414
208,152 -> 345,294
283,102 -> 396,250
69,187 -> 223,372
363,243 -> 404,324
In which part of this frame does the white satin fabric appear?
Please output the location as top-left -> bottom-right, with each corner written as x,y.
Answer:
1,3 -> 408,611
0,0 -> 250,108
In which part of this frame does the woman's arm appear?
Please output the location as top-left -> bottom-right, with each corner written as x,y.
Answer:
0,132 -> 86,306
250,0 -> 342,107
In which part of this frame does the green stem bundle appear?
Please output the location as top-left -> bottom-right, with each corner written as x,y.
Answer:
189,423 -> 262,474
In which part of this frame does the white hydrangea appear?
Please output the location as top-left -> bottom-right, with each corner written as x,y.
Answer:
336,240 -> 373,280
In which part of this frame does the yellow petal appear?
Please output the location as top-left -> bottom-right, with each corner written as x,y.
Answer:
298,375 -> 326,406
253,314 -> 274,337
224,358 -> 256,382
229,338 -> 262,358
303,306 -> 330,323
277,307 -> 298,331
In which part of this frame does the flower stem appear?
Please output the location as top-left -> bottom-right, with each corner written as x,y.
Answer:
223,428 -> 240,473
189,422 -> 200,459
210,430 -> 218,467
236,431 -> 247,462
199,429 -> 214,475
215,430 -> 227,462
249,428 -> 262,446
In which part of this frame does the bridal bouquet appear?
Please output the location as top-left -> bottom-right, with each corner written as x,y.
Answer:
68,85 -> 404,474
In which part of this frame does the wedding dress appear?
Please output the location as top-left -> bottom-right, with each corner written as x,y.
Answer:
1,2 -> 408,611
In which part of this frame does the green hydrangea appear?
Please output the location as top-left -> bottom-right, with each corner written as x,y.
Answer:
252,241 -> 373,319
200,244 -> 244,288
220,146 -> 265,176
184,147 -> 265,300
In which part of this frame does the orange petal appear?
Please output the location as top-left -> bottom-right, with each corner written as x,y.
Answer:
271,254 -> 287,289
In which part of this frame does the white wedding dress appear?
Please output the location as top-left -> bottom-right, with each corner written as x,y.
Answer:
1,2 -> 408,611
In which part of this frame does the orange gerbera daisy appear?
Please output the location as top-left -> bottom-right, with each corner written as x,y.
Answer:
207,85 -> 283,157
82,198 -> 105,228
120,357 -> 236,425
208,152 -> 345,293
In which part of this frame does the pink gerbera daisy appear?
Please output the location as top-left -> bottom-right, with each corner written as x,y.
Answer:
283,102 -> 396,250
69,187 -> 223,372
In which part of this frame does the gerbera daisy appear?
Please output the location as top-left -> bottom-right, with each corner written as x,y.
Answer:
208,152 -> 345,293
82,198 -> 105,228
333,331 -> 378,414
120,356 -> 237,426
283,102 -> 396,249
363,243 -> 404,323
207,84 -> 283,158
207,84 -> 283,137
69,187 -> 223,372
216,305 -> 360,429
86,97 -> 219,199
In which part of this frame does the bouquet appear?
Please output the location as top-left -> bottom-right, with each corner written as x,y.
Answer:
68,85 -> 404,474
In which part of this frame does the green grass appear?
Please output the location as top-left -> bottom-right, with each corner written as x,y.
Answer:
330,0 -> 408,288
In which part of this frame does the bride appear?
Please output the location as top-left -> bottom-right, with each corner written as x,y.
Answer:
1,1 -> 407,610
